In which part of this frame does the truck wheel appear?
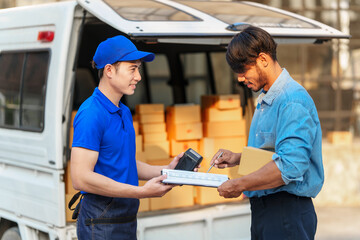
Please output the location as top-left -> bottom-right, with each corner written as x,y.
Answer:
1,227 -> 21,240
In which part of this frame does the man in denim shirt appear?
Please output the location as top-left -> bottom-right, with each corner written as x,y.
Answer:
210,26 -> 323,240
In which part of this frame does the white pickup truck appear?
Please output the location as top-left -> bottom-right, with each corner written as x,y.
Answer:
0,1 -> 348,239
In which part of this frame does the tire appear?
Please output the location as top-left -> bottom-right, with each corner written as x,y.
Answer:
1,227 -> 21,240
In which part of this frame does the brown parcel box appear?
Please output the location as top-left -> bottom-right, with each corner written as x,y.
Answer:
327,131 -> 353,145
143,158 -> 195,210
201,95 -> 241,110
203,108 -> 242,122
168,122 -> 203,141
238,147 -> 274,176
195,187 -> 243,205
144,141 -> 170,161
136,104 -> 164,114
203,120 -> 246,138
66,194 -> 80,222
139,113 -> 165,124
133,121 -> 140,135
143,132 -> 168,143
140,123 -> 166,134
138,181 -> 150,212
170,139 -> 200,157
136,135 -> 143,152
166,105 -> 201,124
150,185 -> 194,210
199,137 -> 246,169
64,163 -> 77,195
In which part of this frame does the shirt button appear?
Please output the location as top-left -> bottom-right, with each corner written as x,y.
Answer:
256,134 -> 258,137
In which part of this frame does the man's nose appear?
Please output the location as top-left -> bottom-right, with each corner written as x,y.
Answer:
135,69 -> 142,81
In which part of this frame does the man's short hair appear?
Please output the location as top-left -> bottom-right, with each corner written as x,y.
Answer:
226,26 -> 277,73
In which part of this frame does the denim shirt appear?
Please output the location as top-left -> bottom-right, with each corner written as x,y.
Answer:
245,69 -> 324,198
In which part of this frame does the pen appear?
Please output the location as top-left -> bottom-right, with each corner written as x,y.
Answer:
206,152 -> 223,173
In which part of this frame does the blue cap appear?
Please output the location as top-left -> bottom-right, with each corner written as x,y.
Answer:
93,35 -> 155,69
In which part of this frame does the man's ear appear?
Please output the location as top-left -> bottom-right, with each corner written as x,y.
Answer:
257,52 -> 270,68
103,64 -> 114,78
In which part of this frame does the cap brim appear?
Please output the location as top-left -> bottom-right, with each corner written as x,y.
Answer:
119,51 -> 155,62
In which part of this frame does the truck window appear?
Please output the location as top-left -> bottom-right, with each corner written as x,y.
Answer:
147,54 -> 172,106
125,54 -> 173,110
181,53 -> 212,104
0,50 -> 49,131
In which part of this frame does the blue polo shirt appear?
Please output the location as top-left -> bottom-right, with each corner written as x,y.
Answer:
246,69 -> 324,198
72,87 -> 138,187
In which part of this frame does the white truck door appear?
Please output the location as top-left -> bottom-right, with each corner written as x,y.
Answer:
77,0 -> 349,44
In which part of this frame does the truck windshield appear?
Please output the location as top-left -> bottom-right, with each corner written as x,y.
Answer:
176,1 -> 318,29
103,0 -> 200,21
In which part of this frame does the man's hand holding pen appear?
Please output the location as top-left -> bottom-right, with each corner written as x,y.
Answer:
209,149 -> 243,198
209,149 -> 242,169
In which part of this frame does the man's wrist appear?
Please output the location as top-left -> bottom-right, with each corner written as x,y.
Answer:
136,185 -> 147,199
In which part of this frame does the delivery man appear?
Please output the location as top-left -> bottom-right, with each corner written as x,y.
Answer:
211,26 -> 323,240
70,35 -> 183,239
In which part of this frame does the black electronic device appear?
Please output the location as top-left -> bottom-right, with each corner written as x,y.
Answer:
174,148 -> 203,171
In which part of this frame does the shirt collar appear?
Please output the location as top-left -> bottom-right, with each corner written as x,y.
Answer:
93,87 -> 123,114
257,68 -> 290,106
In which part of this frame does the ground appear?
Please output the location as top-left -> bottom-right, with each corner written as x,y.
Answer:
315,206 -> 360,240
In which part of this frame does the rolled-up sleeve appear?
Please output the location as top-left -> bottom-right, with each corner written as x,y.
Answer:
273,103 -> 317,185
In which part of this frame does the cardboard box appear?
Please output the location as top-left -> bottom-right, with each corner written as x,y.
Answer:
66,193 -> 80,222
144,141 -> 170,160
138,180 -> 150,212
203,108 -> 242,122
140,123 -> 166,134
150,185 -> 194,211
139,113 -> 165,124
139,198 -> 150,212
146,158 -> 172,166
64,162 -> 77,195
136,135 -> 143,152
238,147 -> 274,176
136,151 -> 147,162
203,120 -> 246,137
327,131 -> 353,145
143,132 -> 168,143
170,139 -> 200,157
199,137 -> 246,169
136,104 -> 164,114
71,110 -> 77,127
69,127 -> 74,148
194,187 -> 243,205
166,105 -> 201,124
133,121 -> 139,136
201,95 -> 240,110
167,122 -> 203,141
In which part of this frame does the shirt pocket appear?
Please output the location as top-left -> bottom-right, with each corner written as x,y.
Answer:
255,132 -> 275,150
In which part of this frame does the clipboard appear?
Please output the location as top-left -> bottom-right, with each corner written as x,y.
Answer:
161,169 -> 229,188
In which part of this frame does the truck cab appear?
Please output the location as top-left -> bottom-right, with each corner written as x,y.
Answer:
0,1 -> 348,239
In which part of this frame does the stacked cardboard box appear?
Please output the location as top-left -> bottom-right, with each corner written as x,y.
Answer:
327,131 -> 353,145
195,95 -> 247,205
65,111 -> 78,222
138,180 -> 150,212
166,104 -> 202,156
68,111 -> 77,148
65,162 -> 78,222
136,104 -> 169,161
133,120 -> 143,152
238,147 -> 274,176
146,158 -> 194,210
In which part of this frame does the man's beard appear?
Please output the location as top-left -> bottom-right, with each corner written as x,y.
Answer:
253,65 -> 267,92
